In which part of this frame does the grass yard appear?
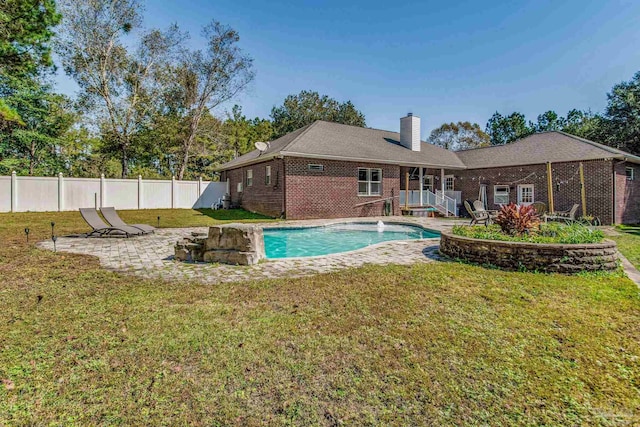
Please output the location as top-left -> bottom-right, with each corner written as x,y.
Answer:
1,210 -> 639,425
612,225 -> 640,269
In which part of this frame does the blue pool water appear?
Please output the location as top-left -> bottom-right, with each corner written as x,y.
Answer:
263,222 -> 439,259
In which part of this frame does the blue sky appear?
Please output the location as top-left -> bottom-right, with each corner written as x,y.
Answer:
54,0 -> 640,138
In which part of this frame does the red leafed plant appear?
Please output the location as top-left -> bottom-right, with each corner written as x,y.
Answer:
494,203 -> 541,236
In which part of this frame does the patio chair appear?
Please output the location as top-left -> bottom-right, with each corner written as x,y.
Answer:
531,201 -> 547,216
79,208 -> 143,238
101,207 -> 155,234
464,200 -> 491,226
544,203 -> 580,223
472,200 -> 498,219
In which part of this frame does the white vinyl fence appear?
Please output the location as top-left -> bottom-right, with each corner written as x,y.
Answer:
0,172 -> 229,213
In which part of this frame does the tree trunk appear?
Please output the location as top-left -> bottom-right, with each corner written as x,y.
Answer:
177,114 -> 202,180
29,141 -> 35,175
121,145 -> 129,179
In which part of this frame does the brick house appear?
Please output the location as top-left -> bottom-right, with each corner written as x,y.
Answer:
218,115 -> 640,225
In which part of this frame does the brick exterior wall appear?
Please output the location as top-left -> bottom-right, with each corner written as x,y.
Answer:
615,161 -> 640,224
220,158 -> 285,217
402,161 -> 618,224
284,157 -> 401,219
221,157 -> 639,224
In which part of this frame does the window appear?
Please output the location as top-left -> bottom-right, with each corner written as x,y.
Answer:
265,165 -> 271,185
358,168 -> 382,196
424,175 -> 434,192
626,167 -> 635,181
444,175 -> 455,191
308,164 -> 324,171
237,182 -> 243,193
517,184 -> 534,205
494,185 -> 510,205
246,169 -> 253,187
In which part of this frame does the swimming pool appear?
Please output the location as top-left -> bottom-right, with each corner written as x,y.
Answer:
263,222 -> 439,259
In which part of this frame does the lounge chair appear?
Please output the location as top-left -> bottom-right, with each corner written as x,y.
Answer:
464,200 -> 491,226
472,200 -> 498,219
79,208 -> 143,238
544,204 -> 580,223
101,207 -> 155,234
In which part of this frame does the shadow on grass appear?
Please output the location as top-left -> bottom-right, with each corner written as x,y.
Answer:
196,208 -> 274,221
618,225 -> 640,237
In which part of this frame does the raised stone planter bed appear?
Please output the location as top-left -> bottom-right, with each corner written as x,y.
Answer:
175,223 -> 265,265
439,231 -> 618,274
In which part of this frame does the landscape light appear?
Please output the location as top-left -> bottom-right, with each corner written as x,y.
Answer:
52,235 -> 58,253
50,221 -> 56,237
24,227 -> 30,243
157,216 -> 160,227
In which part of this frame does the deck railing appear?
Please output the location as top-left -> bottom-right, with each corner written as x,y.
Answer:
399,190 -> 459,216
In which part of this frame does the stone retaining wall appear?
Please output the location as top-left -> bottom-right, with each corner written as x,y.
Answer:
439,232 -> 618,274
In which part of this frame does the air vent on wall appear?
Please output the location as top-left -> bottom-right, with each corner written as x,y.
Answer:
308,164 -> 324,171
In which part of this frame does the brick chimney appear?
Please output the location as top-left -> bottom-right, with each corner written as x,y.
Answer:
400,113 -> 421,151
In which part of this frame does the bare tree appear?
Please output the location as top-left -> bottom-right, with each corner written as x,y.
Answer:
57,0 -> 184,178
173,21 -> 254,180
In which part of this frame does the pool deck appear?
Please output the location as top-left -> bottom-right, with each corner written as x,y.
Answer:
37,216 -> 466,284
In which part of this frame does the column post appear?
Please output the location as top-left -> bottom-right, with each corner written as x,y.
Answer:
138,175 -> 143,209
418,167 -> 424,206
58,172 -> 64,212
171,175 -> 176,209
10,171 -> 17,212
100,173 -> 105,208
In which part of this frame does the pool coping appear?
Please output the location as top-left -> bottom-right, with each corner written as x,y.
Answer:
260,219 -> 441,261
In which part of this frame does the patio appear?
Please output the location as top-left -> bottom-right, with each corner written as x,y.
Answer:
37,217 -> 462,284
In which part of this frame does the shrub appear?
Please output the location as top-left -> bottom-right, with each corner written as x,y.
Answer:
452,223 -> 604,244
494,203 -> 540,236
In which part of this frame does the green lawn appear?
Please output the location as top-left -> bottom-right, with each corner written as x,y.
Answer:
1,210 -> 639,425
611,225 -> 640,269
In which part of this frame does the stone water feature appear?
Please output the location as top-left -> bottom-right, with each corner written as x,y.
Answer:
175,223 -> 265,265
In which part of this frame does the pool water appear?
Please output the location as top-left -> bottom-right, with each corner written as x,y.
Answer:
263,222 -> 439,259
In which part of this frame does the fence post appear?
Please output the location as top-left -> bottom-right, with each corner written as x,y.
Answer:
10,170 -> 17,212
100,173 -> 105,208
171,175 -> 176,209
138,175 -> 142,209
58,172 -> 64,212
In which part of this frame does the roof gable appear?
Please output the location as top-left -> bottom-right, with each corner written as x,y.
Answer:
456,131 -> 640,168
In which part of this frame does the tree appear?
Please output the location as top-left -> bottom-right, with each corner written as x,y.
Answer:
0,77 -> 75,175
169,21 -> 254,180
57,0 -> 184,178
427,121 -> 490,151
561,109 -> 606,142
532,110 -> 564,133
603,71 -> 640,155
222,105 -> 273,158
270,90 -> 365,138
0,0 -> 61,78
485,112 -> 533,145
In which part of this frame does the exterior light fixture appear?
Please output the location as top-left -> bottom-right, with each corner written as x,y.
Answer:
24,227 -> 30,243
52,235 -> 58,253
157,216 -> 160,227
50,221 -> 55,238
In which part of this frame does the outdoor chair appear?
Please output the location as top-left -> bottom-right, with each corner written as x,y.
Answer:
464,200 -> 492,226
544,203 -> 580,223
472,200 -> 498,219
531,201 -> 547,216
101,207 -> 155,234
79,208 -> 144,238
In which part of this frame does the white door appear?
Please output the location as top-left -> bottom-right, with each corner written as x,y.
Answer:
517,184 -> 534,206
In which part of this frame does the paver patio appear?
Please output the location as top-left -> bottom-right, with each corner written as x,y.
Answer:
37,217 -> 463,284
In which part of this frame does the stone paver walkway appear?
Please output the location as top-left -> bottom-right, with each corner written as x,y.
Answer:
38,217 -> 463,284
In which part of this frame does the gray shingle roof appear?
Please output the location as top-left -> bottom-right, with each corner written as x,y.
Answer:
456,131 -> 640,168
218,120 -> 466,170
218,124 -> 640,172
